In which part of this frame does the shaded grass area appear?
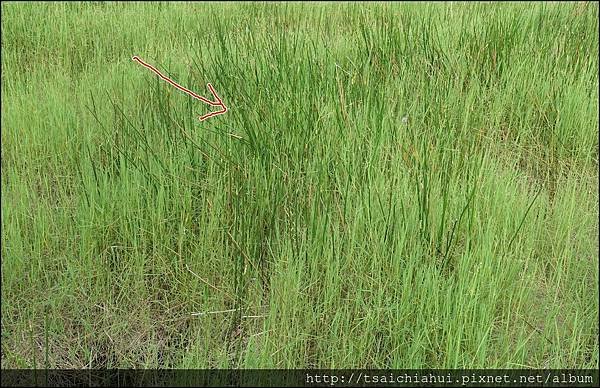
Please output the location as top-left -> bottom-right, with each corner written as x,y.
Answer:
1,1 -> 598,368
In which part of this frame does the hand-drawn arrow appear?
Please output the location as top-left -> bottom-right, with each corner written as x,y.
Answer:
132,55 -> 228,122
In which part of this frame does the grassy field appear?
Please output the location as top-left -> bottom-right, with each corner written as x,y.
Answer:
1,1 -> 598,369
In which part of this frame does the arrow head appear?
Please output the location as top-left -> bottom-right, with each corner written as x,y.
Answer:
199,84 -> 228,122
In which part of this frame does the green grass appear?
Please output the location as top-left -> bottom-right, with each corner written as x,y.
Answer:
1,1 -> 598,369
